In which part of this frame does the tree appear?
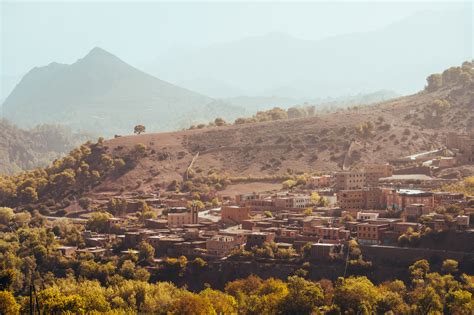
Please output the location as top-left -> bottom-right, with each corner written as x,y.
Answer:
18,187 -> 38,203
0,290 -> 20,315
131,143 -> 147,159
426,73 -> 443,91
138,241 -> 155,263
134,125 -> 146,135
119,260 -> 136,279
409,259 -> 430,284
442,259 -> 459,274
311,192 -> 321,204
282,179 -> 297,189
264,211 -> 273,218
78,197 -> 92,210
410,286 -> 443,315
0,207 -> 14,225
171,291 -> 215,315
446,289 -> 473,314
278,276 -> 324,314
334,276 -> 380,314
107,198 -> 128,215
38,287 -> 86,314
86,212 -> 112,233
214,118 -> 226,126
13,212 -> 31,226
377,290 -> 409,314
199,288 -> 237,314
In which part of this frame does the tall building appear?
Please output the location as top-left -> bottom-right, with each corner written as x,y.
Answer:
334,164 -> 393,191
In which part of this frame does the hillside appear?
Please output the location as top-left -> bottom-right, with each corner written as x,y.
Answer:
150,10 -> 471,98
87,62 -> 473,194
2,47 -> 245,136
0,62 -> 471,210
0,120 -> 88,174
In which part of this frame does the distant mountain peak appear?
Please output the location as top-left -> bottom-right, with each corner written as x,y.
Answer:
84,46 -> 115,59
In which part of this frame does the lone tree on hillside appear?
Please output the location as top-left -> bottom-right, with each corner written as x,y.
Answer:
134,125 -> 146,135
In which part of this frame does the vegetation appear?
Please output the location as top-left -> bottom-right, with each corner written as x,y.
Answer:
440,177 -> 474,196
0,139 -> 139,211
1,234 -> 472,315
425,61 -> 473,92
355,121 -> 375,139
133,125 -> 146,135
0,119 -> 88,174
190,105 -> 317,130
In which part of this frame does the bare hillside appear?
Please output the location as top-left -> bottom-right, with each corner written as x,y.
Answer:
93,72 -> 472,194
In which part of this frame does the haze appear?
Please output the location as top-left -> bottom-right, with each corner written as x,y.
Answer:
1,1 -> 472,101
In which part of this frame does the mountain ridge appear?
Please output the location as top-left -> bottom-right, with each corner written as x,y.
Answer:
149,9 -> 471,98
2,47 -> 228,136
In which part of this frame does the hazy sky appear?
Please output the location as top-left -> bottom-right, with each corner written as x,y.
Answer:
0,1 -> 472,99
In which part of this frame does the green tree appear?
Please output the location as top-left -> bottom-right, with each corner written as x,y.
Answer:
199,288 -> 237,314
86,212 -> 112,233
78,197 -> 92,210
410,286 -> 443,315
0,290 -> 20,315
131,143 -> 147,159
171,291 -> 216,315
134,125 -> 146,135
409,259 -> 430,284
446,289 -> 473,314
0,207 -> 14,225
442,259 -> 459,274
334,276 -> 381,314
138,241 -> 155,263
214,118 -> 226,126
278,276 -> 324,314
426,73 -> 443,91
282,179 -> 297,189
18,187 -> 38,203
38,287 -> 86,314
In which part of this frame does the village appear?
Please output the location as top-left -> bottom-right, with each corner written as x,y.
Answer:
53,130 -> 474,269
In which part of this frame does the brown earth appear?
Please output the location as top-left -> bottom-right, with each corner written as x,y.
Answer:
91,85 -> 472,195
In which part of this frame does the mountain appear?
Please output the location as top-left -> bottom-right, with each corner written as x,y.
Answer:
148,10 -> 471,98
225,90 -> 400,113
0,62 -> 472,207
176,78 -> 245,99
2,47 -> 245,136
0,120 -> 89,174
61,62 -> 474,195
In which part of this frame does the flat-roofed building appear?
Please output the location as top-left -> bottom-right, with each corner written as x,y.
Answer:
387,189 -> 434,212
309,175 -> 332,188
310,243 -> 338,260
334,171 -> 366,191
206,235 -> 240,257
221,206 -> 251,224
167,205 -> 199,228
403,204 -> 430,221
357,223 -> 390,245
245,232 -> 275,249
357,212 -> 379,221
337,187 -> 383,210
433,192 -> 465,206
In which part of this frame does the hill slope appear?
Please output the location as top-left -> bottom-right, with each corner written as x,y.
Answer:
89,62 -> 473,194
2,47 -> 244,136
0,120 -> 87,174
0,62 -> 471,209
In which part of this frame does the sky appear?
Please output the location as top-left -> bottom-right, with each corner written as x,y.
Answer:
0,1 -> 472,99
